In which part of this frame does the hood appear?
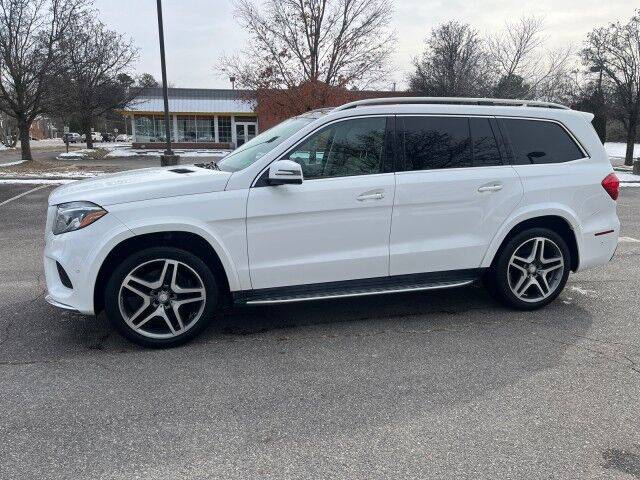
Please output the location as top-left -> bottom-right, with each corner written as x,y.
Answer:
48,165 -> 232,206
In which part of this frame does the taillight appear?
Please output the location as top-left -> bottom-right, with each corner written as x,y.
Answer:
602,173 -> 619,201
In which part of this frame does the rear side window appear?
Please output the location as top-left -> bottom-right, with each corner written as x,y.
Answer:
501,118 -> 584,165
470,117 -> 503,167
402,116 -> 503,171
402,116 -> 472,170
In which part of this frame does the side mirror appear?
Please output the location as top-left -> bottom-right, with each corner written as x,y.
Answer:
268,160 -> 303,185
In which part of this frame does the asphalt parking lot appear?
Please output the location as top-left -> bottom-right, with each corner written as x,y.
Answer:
1,183 -> 639,480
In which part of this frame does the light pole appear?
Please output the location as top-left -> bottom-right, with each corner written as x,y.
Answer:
156,0 -> 178,166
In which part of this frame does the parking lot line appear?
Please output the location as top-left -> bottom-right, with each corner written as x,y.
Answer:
0,185 -> 49,207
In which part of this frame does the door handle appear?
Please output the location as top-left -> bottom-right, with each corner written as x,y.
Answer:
478,184 -> 503,193
357,192 -> 385,201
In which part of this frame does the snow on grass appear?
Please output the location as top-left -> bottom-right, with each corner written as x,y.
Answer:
104,148 -> 140,158
97,142 -> 133,151
104,147 -> 231,158
0,170 -> 101,178
0,159 -> 27,167
57,149 -> 98,159
0,178 -> 76,185
617,172 -> 640,182
605,142 -> 640,159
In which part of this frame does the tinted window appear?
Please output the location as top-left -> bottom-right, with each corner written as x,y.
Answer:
502,118 -> 584,165
287,117 -> 386,179
470,117 -> 502,167
403,116 -> 472,170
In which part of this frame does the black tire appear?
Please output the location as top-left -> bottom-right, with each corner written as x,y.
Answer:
104,247 -> 218,348
486,227 -> 571,310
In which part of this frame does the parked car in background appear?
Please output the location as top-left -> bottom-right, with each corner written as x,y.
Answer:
63,132 -> 81,143
80,132 -> 102,143
115,133 -> 132,142
44,97 -> 620,347
100,132 -> 115,142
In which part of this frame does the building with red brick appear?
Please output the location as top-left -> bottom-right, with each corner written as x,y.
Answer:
121,86 -> 406,149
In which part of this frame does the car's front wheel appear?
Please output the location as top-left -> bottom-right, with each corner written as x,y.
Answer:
104,247 -> 218,347
486,228 -> 570,310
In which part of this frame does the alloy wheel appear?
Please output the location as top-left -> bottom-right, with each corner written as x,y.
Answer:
507,237 -> 565,303
118,259 -> 206,339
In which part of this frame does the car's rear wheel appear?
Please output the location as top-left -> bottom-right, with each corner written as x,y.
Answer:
104,247 -> 218,347
486,228 -> 570,310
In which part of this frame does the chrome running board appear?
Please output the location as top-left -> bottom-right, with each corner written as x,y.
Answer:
244,279 -> 474,305
233,270 -> 483,306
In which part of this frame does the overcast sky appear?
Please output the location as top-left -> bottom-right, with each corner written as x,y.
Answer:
94,0 -> 636,90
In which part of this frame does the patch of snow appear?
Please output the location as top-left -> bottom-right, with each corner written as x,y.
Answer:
97,142 -> 133,152
0,170 -> 101,178
105,147 -> 231,159
104,149 -> 138,158
616,172 -> 640,182
0,159 -> 27,167
605,142 -> 640,159
619,236 -> 640,243
0,178 -> 76,185
57,149 -> 97,159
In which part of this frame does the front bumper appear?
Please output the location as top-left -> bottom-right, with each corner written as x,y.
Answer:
44,294 -> 78,312
43,206 -> 133,315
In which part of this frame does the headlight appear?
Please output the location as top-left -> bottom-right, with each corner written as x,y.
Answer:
53,201 -> 107,235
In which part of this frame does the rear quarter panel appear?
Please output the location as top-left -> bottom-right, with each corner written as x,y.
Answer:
482,115 -> 619,270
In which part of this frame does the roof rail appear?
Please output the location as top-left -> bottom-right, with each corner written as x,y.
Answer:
333,96 -> 571,111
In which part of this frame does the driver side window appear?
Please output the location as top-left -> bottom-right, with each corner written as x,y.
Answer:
287,117 -> 387,179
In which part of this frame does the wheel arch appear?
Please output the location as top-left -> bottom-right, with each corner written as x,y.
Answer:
93,231 -> 234,315
483,212 -> 580,272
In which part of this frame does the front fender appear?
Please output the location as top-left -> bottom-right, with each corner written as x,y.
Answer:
124,219 -> 243,292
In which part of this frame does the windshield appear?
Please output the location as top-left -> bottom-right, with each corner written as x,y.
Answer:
217,117 -> 315,172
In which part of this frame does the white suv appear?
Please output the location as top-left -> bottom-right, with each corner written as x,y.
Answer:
44,97 -> 620,347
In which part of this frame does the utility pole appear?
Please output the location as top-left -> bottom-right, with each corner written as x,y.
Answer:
156,0 -> 178,166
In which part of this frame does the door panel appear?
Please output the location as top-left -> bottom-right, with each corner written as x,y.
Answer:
247,174 -> 395,289
390,115 -> 523,275
247,115 -> 395,290
391,166 -> 522,275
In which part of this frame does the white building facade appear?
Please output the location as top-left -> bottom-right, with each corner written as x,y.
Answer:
121,88 -> 258,149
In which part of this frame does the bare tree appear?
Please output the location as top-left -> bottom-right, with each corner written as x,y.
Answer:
220,0 -> 395,90
583,10 -> 640,166
137,73 -> 159,88
488,16 -> 572,101
0,0 -> 86,161
55,16 -> 138,149
408,21 -> 493,97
